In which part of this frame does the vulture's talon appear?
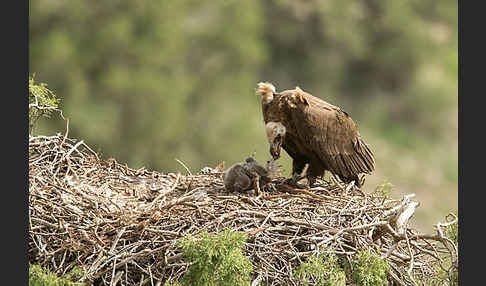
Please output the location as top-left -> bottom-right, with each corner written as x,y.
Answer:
285,174 -> 308,189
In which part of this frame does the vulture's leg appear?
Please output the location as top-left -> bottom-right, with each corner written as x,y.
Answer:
283,148 -> 308,188
291,157 -> 307,175
306,159 -> 326,187
288,162 -> 309,188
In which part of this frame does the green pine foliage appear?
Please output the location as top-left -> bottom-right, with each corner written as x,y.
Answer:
350,251 -> 390,286
293,252 -> 346,286
29,264 -> 83,286
176,229 -> 253,286
293,250 -> 393,286
443,212 -> 458,286
373,180 -> 394,199
29,76 -> 60,134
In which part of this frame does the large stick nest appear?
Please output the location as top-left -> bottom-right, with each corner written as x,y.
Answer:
29,133 -> 457,286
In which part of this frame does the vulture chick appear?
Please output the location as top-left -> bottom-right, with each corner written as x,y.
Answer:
256,82 -> 375,188
223,157 -> 270,195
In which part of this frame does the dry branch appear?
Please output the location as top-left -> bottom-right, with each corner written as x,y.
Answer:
29,134 -> 457,286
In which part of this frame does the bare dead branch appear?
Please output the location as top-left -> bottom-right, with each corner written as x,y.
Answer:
28,133 -> 457,286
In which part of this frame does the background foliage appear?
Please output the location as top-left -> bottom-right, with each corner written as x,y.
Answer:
29,0 -> 457,231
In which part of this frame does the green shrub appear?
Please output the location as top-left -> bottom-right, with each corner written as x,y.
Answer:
293,252 -> 346,286
446,213 -> 458,285
29,75 -> 60,134
445,212 -> 458,245
29,264 -> 83,286
426,212 -> 458,286
350,251 -> 390,286
176,229 -> 253,286
425,257 -> 457,286
373,180 -> 394,199
163,282 -> 183,286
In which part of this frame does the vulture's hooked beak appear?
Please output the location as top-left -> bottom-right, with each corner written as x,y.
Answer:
265,121 -> 286,160
270,134 -> 283,160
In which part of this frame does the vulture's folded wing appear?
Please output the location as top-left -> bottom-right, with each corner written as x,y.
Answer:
288,97 -> 375,178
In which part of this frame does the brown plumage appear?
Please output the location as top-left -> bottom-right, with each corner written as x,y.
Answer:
256,82 -> 375,187
223,157 -> 270,193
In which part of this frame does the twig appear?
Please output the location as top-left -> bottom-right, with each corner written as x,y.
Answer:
175,158 -> 192,175
28,134 -> 457,285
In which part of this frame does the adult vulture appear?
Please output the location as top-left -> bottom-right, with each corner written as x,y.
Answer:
256,82 -> 375,187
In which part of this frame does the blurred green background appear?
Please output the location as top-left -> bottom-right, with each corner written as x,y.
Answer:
29,0 -> 457,232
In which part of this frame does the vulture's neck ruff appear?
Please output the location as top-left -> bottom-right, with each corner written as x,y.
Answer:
256,82 -> 276,104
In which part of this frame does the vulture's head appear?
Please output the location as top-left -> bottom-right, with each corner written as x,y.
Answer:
265,121 -> 286,160
256,82 -> 276,104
